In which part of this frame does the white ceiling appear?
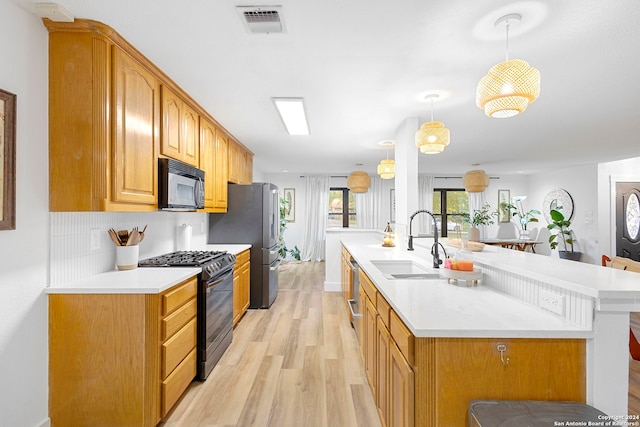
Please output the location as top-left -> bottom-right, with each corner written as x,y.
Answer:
28,0 -> 640,176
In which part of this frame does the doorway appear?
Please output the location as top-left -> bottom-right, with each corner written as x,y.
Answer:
616,182 -> 640,260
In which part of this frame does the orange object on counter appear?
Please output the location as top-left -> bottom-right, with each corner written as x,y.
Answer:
457,260 -> 474,271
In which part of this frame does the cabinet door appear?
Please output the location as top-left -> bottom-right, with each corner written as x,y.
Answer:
200,118 -> 216,209
227,139 -> 240,184
243,152 -> 253,184
161,86 -> 199,167
377,316 -> 390,427
161,86 -> 182,161
181,102 -> 199,166
389,341 -> 414,427
240,260 -> 251,314
365,296 -> 377,394
112,48 -> 159,205
213,129 -> 228,210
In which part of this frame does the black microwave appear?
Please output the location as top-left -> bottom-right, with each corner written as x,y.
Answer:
158,158 -> 205,211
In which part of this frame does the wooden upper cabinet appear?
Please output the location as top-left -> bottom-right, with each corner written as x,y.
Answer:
161,85 -> 199,167
199,118 -> 216,209
199,118 -> 227,212
112,49 -> 159,205
47,20 -> 159,211
46,19 -> 248,212
228,139 -> 253,185
227,139 -> 240,184
213,129 -> 229,210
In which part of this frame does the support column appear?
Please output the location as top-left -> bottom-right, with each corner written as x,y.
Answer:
394,117 -> 419,243
587,310 -> 629,415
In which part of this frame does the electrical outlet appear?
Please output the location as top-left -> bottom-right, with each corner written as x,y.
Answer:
539,290 -> 565,316
90,228 -> 101,251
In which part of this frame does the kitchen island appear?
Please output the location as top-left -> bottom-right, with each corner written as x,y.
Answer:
339,233 -> 639,425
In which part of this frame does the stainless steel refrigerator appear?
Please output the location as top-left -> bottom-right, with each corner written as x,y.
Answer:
208,182 -> 281,308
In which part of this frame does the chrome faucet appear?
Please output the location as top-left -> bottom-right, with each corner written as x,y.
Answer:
407,209 -> 445,269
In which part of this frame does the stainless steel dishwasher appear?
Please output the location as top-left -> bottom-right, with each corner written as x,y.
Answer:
347,260 -> 362,339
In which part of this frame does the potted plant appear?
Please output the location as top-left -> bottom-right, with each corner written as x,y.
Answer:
547,207 -> 581,261
505,196 -> 541,239
461,203 -> 497,241
279,197 -> 301,261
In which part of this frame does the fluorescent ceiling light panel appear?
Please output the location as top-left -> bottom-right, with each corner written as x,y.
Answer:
272,98 -> 309,135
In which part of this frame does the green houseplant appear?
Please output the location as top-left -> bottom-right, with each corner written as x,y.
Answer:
547,207 -> 581,261
505,196 -> 540,239
461,203 -> 497,241
279,197 -> 301,260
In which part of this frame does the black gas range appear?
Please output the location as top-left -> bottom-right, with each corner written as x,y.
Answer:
138,250 -> 236,380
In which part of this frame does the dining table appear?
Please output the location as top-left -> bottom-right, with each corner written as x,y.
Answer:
478,238 -> 543,253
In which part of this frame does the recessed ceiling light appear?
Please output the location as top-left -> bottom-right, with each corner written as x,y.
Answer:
272,98 -> 310,135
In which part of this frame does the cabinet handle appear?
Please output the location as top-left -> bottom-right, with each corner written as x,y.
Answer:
496,343 -> 510,366
347,299 -> 363,318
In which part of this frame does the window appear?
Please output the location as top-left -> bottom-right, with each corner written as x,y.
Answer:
432,188 -> 469,237
328,187 -> 356,227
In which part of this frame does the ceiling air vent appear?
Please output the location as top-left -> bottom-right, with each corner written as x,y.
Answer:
236,6 -> 286,34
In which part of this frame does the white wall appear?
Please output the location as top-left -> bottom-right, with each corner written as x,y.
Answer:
0,3 -> 50,427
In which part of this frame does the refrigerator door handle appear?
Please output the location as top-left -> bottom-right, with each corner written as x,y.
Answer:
269,244 -> 282,255
270,259 -> 282,271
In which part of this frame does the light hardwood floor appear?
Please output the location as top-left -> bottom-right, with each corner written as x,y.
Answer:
159,261 -> 381,427
159,261 -> 640,425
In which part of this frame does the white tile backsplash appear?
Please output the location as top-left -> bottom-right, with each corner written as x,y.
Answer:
49,211 -> 209,285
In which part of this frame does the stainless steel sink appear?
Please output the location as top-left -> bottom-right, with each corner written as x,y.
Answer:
370,260 -> 441,280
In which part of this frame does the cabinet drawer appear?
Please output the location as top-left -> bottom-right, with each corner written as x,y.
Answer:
359,271 -> 377,300
161,348 -> 196,417
162,277 -> 197,315
376,293 -> 391,330
236,249 -> 250,265
162,318 -> 196,378
390,310 -> 414,366
162,298 -> 196,341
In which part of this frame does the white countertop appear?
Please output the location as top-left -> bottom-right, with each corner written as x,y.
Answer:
46,244 -> 252,294
341,234 -> 595,339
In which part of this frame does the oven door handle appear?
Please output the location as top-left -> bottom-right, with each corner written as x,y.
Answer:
269,259 -> 282,271
205,269 -> 234,293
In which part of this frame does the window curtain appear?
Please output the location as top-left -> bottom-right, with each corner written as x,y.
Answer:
356,175 -> 383,229
301,175 -> 330,261
468,191 -> 488,238
417,175 -> 435,235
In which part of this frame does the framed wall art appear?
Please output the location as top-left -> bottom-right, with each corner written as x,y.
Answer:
0,89 -> 16,230
497,189 -> 510,223
283,188 -> 295,222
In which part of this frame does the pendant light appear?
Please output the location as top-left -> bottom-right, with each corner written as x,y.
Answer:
377,141 -> 395,179
347,171 -> 370,193
463,170 -> 489,192
476,13 -> 540,118
415,94 -> 450,154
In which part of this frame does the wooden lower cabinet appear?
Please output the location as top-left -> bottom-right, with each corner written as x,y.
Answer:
49,276 -> 198,426
356,270 -> 586,427
233,249 -> 251,327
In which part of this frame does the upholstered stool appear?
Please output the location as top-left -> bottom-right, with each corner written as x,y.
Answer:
468,400 -> 608,426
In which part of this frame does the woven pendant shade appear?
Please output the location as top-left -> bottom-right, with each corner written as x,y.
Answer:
476,59 -> 540,118
377,159 -> 395,179
463,170 -> 489,192
415,121 -> 450,154
347,171 -> 371,193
